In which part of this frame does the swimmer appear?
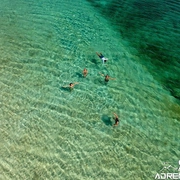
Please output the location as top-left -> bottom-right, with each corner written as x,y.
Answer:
96,52 -> 108,63
99,73 -> 116,82
83,68 -> 88,77
63,82 -> 79,91
113,113 -> 119,126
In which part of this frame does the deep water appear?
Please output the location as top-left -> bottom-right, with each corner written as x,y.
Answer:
87,0 -> 180,102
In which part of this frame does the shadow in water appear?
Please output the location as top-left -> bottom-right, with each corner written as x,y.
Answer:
60,86 -> 71,92
91,58 -> 98,64
94,78 -> 103,86
76,72 -> 83,78
101,115 -> 112,126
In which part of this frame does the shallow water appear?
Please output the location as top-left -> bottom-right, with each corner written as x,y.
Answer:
0,0 -> 180,179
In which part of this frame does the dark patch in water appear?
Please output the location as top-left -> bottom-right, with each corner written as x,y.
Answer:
60,86 -> 70,92
165,78 -> 180,101
87,0 -> 180,102
91,58 -> 98,64
140,43 -> 172,66
133,1 -> 167,20
101,115 -> 112,126
76,72 -> 83,78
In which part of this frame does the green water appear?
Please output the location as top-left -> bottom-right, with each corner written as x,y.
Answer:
0,0 -> 180,179
88,0 -> 180,101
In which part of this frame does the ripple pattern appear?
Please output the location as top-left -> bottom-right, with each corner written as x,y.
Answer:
0,0 -> 180,180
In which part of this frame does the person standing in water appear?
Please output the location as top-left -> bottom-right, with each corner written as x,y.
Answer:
113,112 -> 119,126
99,73 -> 116,82
83,68 -> 88,77
96,52 -> 108,64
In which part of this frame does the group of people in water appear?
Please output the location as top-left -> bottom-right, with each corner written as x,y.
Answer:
63,52 -> 119,127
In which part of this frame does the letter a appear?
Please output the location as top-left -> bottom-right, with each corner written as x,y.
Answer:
155,173 -> 161,179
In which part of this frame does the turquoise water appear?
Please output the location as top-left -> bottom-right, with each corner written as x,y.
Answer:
88,0 -> 180,101
0,0 -> 180,179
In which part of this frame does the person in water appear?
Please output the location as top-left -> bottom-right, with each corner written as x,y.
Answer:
96,52 -> 108,63
99,73 -> 116,82
83,68 -> 88,77
63,82 -> 79,91
113,113 -> 119,126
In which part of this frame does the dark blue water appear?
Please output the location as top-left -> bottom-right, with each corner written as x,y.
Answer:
87,0 -> 180,103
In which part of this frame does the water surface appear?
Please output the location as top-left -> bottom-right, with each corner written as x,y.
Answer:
0,0 -> 180,179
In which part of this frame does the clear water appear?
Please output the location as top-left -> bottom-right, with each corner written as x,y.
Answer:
88,0 -> 180,101
0,0 -> 180,179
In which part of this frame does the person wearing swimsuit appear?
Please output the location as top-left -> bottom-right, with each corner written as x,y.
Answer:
63,82 -> 79,91
83,68 -> 88,77
96,52 -> 108,63
99,73 -> 116,82
113,113 -> 119,126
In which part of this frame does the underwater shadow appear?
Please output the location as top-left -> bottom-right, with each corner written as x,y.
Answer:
91,58 -> 98,64
60,86 -> 70,92
101,114 -> 112,126
93,78 -> 103,86
76,72 -> 83,78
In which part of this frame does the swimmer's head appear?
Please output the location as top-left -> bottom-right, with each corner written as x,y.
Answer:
104,58 -> 108,62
